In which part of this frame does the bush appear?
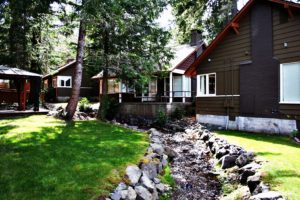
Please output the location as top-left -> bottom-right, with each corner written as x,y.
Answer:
291,130 -> 299,138
99,95 -> 119,120
154,109 -> 168,126
44,87 -> 56,102
79,97 -> 93,113
171,107 -> 186,120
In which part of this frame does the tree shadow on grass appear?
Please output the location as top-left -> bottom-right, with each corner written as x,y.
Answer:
255,152 -> 282,156
0,120 -> 148,200
0,125 -> 18,135
215,130 -> 300,149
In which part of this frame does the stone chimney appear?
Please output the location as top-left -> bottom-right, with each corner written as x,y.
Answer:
190,29 -> 203,46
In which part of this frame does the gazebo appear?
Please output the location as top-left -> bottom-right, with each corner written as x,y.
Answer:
0,65 -> 42,111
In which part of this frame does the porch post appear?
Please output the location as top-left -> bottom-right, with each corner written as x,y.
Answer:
119,81 -> 122,103
18,78 -> 27,111
182,75 -> 186,103
169,72 -> 173,103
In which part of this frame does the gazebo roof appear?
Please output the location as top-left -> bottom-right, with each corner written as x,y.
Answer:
0,65 -> 42,79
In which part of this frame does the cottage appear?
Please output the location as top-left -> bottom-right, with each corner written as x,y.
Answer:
92,31 -> 206,117
186,0 -> 300,134
43,60 -> 98,102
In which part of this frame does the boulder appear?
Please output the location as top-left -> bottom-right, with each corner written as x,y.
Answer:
150,143 -> 164,155
216,148 -> 228,159
135,185 -> 153,200
127,186 -> 137,200
164,146 -> 178,158
250,191 -> 283,200
119,190 -> 128,199
141,162 -> 158,180
247,174 -> 261,193
125,165 -> 142,186
151,136 -> 162,144
200,130 -> 210,141
241,163 -> 261,171
155,183 -> 167,193
140,174 -> 155,192
240,169 -> 256,185
161,154 -> 168,167
252,183 -> 270,195
236,152 -> 254,167
149,128 -> 162,137
219,155 -> 238,169
110,191 -> 121,200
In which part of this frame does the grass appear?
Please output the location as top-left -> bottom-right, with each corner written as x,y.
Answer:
158,163 -> 175,200
215,130 -> 300,200
0,115 -> 148,200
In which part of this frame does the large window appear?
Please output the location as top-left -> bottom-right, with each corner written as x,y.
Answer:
280,62 -> 300,103
57,76 -> 72,88
197,73 -> 216,96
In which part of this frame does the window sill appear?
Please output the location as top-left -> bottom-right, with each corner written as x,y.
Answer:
57,86 -> 72,88
279,102 -> 300,104
197,95 -> 217,97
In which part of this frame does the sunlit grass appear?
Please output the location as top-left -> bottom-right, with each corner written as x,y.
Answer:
215,130 -> 300,200
0,116 -> 148,200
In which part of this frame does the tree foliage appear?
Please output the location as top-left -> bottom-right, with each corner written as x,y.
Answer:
171,0 -> 237,43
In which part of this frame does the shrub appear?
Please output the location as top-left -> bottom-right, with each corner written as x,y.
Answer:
154,109 -> 168,126
171,107 -> 186,120
79,97 -> 93,113
44,87 -> 56,102
291,130 -> 299,138
99,95 -> 119,120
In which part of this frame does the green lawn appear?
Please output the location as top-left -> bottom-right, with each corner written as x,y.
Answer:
0,116 -> 148,200
215,130 -> 300,200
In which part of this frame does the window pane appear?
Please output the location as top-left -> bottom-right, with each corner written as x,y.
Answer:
60,80 -> 64,87
66,78 -> 71,87
209,74 -> 216,94
108,79 -> 115,93
200,75 -> 206,95
282,63 -> 300,102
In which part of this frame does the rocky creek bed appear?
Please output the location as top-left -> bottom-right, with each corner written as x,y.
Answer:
104,119 -> 284,200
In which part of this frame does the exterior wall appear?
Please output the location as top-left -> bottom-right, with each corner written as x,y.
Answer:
272,5 -> 300,120
118,102 -> 192,118
195,1 -> 300,132
43,63 -> 98,102
196,14 -> 251,116
197,114 -> 297,135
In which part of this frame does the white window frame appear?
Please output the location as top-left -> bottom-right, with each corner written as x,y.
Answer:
57,76 -> 72,88
280,61 -> 300,104
197,73 -> 216,97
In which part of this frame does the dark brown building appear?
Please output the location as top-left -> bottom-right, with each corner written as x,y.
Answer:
43,60 -> 98,102
186,0 -> 300,134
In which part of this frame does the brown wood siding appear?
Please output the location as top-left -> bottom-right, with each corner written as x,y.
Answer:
273,5 -> 300,63
195,15 -> 251,116
196,97 -> 240,116
273,5 -> 300,119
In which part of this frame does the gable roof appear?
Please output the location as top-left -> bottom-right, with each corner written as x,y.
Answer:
43,60 -> 76,79
0,65 -> 42,78
185,0 -> 300,76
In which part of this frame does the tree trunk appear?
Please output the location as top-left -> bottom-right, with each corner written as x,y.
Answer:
65,19 -> 86,121
97,30 -> 109,119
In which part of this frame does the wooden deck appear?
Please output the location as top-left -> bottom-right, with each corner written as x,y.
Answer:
0,108 -> 49,119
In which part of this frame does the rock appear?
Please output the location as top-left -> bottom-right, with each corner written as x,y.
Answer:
161,154 -> 168,167
236,152 -> 254,167
149,128 -> 162,137
153,178 -> 160,184
252,183 -> 270,195
110,191 -> 121,200
141,162 -> 158,180
216,148 -> 228,159
247,174 -> 261,193
241,163 -> 261,171
219,155 -> 238,169
164,146 -> 178,159
116,182 -> 127,191
236,154 -> 249,167
200,130 -> 210,141
119,190 -> 128,199
150,143 -> 164,155
140,174 -> 155,192
240,169 -> 256,185
151,137 -> 162,144
127,186 -> 137,200
135,185 -> 152,200
207,137 -> 216,149
155,183 -> 167,193
125,165 -> 142,186
250,191 -> 283,200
